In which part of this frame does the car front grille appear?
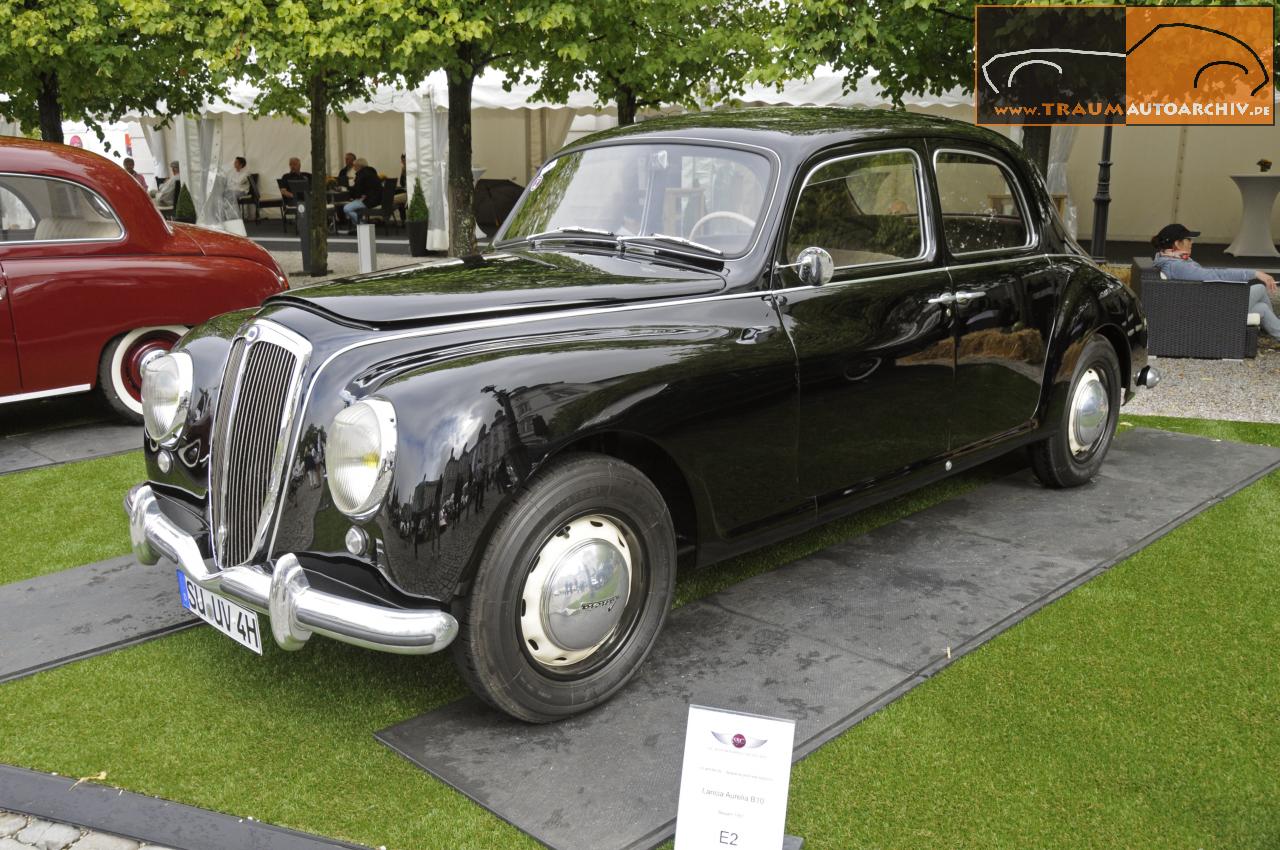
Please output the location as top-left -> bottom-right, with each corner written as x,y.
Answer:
209,321 -> 311,568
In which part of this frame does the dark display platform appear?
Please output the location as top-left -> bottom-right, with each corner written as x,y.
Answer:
0,555 -> 196,684
376,428 -> 1280,850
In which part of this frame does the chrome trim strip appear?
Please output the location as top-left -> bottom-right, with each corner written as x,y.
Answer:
783,147 -> 935,271
125,483 -> 457,655
931,147 -> 1039,256
0,383 -> 92,405
0,172 -> 127,246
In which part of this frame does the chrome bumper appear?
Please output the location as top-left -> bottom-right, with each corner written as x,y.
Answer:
124,483 -> 458,656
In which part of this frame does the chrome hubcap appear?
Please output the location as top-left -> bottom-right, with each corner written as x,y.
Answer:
1068,368 -> 1109,457
521,515 -> 632,668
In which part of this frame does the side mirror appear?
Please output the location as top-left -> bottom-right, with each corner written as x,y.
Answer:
793,247 -> 834,286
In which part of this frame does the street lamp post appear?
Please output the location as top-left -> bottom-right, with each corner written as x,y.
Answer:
1090,120 -> 1115,262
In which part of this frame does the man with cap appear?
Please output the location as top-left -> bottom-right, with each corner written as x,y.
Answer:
1151,223 -> 1279,346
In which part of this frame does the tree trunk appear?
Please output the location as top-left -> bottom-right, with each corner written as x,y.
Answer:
37,72 -> 63,144
307,73 -> 329,276
1021,125 -> 1051,179
616,87 -> 638,126
447,71 -> 478,257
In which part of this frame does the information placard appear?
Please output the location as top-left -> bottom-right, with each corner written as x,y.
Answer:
674,705 -> 796,850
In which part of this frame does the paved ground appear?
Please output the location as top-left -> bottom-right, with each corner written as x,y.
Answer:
0,809 -> 174,850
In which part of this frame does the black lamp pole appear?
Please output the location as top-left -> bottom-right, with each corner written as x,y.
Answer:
1090,119 -> 1115,262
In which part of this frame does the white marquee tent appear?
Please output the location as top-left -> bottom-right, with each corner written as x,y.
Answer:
124,65 -> 1280,250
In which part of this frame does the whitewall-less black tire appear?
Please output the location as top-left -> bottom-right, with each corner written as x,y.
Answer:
1030,336 -> 1121,488
452,453 -> 676,723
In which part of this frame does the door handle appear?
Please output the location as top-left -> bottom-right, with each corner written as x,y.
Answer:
954,290 -> 983,304
926,293 -> 954,305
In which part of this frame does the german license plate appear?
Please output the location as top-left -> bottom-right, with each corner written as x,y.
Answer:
177,570 -> 263,654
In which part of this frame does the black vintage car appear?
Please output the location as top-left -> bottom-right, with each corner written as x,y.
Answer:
126,108 -> 1153,722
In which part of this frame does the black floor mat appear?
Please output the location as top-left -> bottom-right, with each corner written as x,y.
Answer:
375,428 -> 1280,850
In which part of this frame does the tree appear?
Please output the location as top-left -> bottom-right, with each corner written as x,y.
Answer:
140,0 -> 411,276
0,0 -> 217,143
395,2 -> 584,257
532,1 -> 779,126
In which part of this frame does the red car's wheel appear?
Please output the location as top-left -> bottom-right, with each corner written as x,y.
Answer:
98,326 -> 187,421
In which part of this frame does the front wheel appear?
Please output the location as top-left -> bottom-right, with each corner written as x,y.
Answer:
98,326 -> 187,422
1029,336 -> 1121,488
452,453 -> 676,722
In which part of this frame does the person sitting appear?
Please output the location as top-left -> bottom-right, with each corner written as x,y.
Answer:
336,152 -> 357,188
280,157 -> 310,199
150,161 -> 180,210
1152,223 -> 1279,347
228,156 -> 251,197
342,158 -> 383,231
394,153 -> 407,208
122,157 -> 148,191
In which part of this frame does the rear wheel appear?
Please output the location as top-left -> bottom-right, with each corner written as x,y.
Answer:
1029,335 -> 1121,488
452,453 -> 676,722
98,326 -> 187,422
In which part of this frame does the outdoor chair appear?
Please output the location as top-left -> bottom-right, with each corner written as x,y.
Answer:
238,173 -> 261,222
365,178 -> 401,232
1132,257 -> 1258,359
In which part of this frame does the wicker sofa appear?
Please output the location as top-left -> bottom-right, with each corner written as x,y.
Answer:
1130,257 -> 1258,359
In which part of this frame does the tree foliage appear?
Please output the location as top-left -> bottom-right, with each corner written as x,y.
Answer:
533,0 -> 779,126
0,0 -> 217,143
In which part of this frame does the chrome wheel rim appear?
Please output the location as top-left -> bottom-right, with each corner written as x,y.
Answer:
1068,367 -> 1109,458
520,515 -> 634,669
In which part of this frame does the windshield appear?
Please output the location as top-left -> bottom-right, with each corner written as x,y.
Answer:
499,143 -> 773,256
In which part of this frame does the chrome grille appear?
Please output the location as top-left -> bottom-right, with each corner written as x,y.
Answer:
209,322 -> 311,568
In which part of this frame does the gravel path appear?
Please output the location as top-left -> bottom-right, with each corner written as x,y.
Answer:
1125,347 -> 1280,424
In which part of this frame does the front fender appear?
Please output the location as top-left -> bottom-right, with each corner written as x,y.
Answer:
1039,259 -> 1146,429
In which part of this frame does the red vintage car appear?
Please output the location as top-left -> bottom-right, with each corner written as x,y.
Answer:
0,137 -> 287,420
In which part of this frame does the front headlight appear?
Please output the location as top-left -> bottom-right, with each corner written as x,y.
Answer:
141,351 -> 193,446
327,398 -> 397,519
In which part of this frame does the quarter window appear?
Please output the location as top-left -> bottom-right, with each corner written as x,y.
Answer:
934,151 -> 1030,254
787,150 -> 925,269
0,175 -> 122,243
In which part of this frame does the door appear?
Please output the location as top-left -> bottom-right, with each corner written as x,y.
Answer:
0,264 -> 18,395
931,146 -> 1055,449
776,144 -> 955,507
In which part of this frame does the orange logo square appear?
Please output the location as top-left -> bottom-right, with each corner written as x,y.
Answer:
1126,6 -> 1274,125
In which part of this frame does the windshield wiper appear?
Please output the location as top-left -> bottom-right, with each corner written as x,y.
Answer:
495,226 -> 620,250
619,233 -> 723,257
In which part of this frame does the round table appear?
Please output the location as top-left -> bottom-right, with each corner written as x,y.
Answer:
1225,174 -> 1280,258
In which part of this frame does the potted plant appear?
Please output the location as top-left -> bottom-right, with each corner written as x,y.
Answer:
406,177 -> 429,256
174,184 -> 197,224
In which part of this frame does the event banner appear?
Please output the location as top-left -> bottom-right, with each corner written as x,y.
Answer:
975,5 -> 1274,126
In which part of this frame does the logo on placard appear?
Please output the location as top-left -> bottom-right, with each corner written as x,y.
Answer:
712,731 -> 766,750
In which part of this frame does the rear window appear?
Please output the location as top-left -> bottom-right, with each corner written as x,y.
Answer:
0,175 -> 123,243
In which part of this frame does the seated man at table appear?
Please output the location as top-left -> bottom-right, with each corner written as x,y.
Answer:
1152,222 -> 1280,348
342,158 -> 383,231
337,152 -> 358,188
280,157 -> 310,199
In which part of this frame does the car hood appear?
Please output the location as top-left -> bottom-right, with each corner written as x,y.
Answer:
266,250 -> 727,326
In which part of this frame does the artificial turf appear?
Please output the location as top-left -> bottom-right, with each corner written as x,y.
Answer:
0,451 -> 141,586
0,417 -> 1276,849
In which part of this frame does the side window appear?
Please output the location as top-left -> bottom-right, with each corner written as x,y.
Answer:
787,150 -> 925,269
0,175 -> 123,243
933,151 -> 1031,254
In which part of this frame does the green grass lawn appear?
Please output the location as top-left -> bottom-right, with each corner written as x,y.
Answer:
0,416 -> 1276,848
0,452 -> 141,585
